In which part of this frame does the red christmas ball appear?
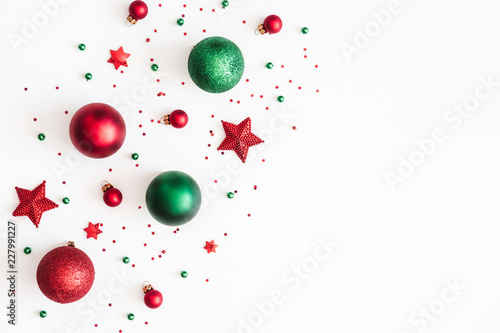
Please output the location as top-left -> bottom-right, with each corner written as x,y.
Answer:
103,188 -> 123,207
36,243 -> 95,304
263,15 -> 283,34
144,289 -> 163,309
170,110 -> 188,129
69,103 -> 126,159
129,0 -> 148,20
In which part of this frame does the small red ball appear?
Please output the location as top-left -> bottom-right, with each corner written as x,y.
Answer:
263,15 -> 283,34
144,289 -> 163,309
170,110 -> 188,129
36,245 -> 95,304
103,188 -> 123,207
69,103 -> 126,159
129,0 -> 148,20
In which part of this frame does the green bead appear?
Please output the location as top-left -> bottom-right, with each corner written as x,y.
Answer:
188,37 -> 245,93
227,192 -> 234,199
122,257 -> 130,264
181,271 -> 188,278
85,73 -> 92,81
78,43 -> 86,51
266,62 -> 274,69
24,247 -> 32,254
177,18 -> 184,26
145,171 -> 202,226
221,0 -> 229,7
151,64 -> 159,71
127,313 -> 135,320
62,197 -> 70,204
38,133 -> 46,141
132,153 -> 139,160
277,95 -> 285,103
39,311 -> 47,318
301,27 -> 309,34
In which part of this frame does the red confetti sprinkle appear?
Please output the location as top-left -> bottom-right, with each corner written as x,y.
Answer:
144,243 -> 147,246
262,159 -> 265,162
211,115 -> 214,118
292,126 -> 297,130
315,64 -> 318,68
206,279 -> 209,282
109,168 -> 112,172
102,249 -> 106,252
254,185 -> 257,190
298,86 -> 302,90
24,87 -> 28,91
112,240 -> 116,243
248,214 -> 251,217
304,55 -> 307,58
181,82 -> 185,85
55,86 -> 59,90
224,233 -> 227,236
58,153 -> 62,156
265,107 -> 269,110
203,29 -> 206,33
139,110 -> 143,113
200,7 -> 203,11
64,110 -> 68,114
154,29 -> 157,33
260,95 -> 263,98
136,164 -> 139,167
113,84 -> 116,88
33,118 -> 37,121
289,80 -> 293,83
205,156 -> 208,160
62,181 -> 66,184
242,20 -> 246,24
281,65 -> 285,68
122,226 -> 126,230
150,58 -> 154,62
275,86 -> 279,89
162,250 -> 166,254
146,38 -> 150,42
184,32 -> 187,36
152,232 -> 155,235
246,79 -> 249,82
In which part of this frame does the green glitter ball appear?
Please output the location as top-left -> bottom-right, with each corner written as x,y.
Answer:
39,311 -> 47,318
122,257 -> 130,264
151,64 -> 159,71
62,197 -> 70,204
131,153 -> 139,160
266,62 -> 274,69
277,95 -> 285,103
85,73 -> 92,81
301,27 -> 309,34
38,133 -> 46,141
221,0 -> 229,7
127,313 -> 135,320
188,36 -> 244,93
24,247 -> 32,254
227,192 -> 234,199
78,43 -> 86,51
181,271 -> 188,278
177,18 -> 184,26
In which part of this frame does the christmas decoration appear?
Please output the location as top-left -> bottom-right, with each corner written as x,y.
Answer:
12,181 -> 58,228
204,240 -> 218,254
85,73 -> 92,81
277,95 -> 285,102
69,103 -> 126,159
127,0 -> 148,25
188,36 -> 244,93
301,27 -> 309,34
84,222 -> 103,240
24,247 -> 31,254
131,153 -> 139,160
161,109 -> 188,128
127,313 -> 135,320
78,43 -> 86,51
107,47 -> 130,70
36,242 -> 95,304
62,197 -> 70,204
177,18 -> 184,26
222,0 -> 229,8
102,181 -> 123,207
217,117 -> 264,163
145,171 -> 202,226
39,311 -> 47,318
123,256 -> 130,264
256,14 -> 283,35
151,64 -> 159,71
266,62 -> 274,69
38,133 -> 45,141
142,282 -> 163,309
227,192 -> 234,199
181,271 -> 188,278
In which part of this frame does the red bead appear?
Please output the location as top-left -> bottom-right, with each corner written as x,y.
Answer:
169,110 -> 188,129
69,103 -> 126,159
144,289 -> 163,309
103,188 -> 123,207
129,1 -> 148,20
263,15 -> 282,34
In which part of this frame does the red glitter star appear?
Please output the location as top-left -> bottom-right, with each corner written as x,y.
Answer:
12,181 -> 58,228
84,222 -> 103,240
107,47 -> 130,70
217,117 -> 264,163
204,240 -> 218,254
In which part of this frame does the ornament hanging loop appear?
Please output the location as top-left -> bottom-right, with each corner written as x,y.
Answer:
67,241 -> 75,247
161,114 -> 171,125
142,281 -> 154,293
255,24 -> 266,35
126,15 -> 137,26
101,181 -> 114,193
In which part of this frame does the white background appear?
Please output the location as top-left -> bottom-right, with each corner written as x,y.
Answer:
2,0 -> 500,332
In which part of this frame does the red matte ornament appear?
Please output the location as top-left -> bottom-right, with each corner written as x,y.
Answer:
102,182 -> 123,207
217,117 -> 264,163
108,47 -> 131,70
36,242 -> 95,304
128,1 -> 148,24
161,109 -> 188,128
69,103 -> 126,159
256,14 -> 283,35
143,282 -> 163,309
12,181 -> 58,228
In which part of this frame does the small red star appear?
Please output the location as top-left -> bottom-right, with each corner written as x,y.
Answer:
204,240 -> 218,254
217,117 -> 264,163
107,47 -> 130,70
12,181 -> 58,228
84,222 -> 103,240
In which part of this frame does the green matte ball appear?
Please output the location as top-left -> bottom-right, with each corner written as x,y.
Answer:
24,247 -> 32,254
277,95 -> 285,103
221,0 -> 229,7
62,197 -> 70,204
151,64 -> 159,71
38,133 -> 46,141
85,73 -> 92,81
78,43 -> 86,51
40,311 -> 47,318
301,27 -> 309,34
127,313 -> 135,320
188,36 -> 244,93
146,171 -> 202,226
132,153 -> 139,160
177,18 -> 184,26
181,271 -> 188,278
